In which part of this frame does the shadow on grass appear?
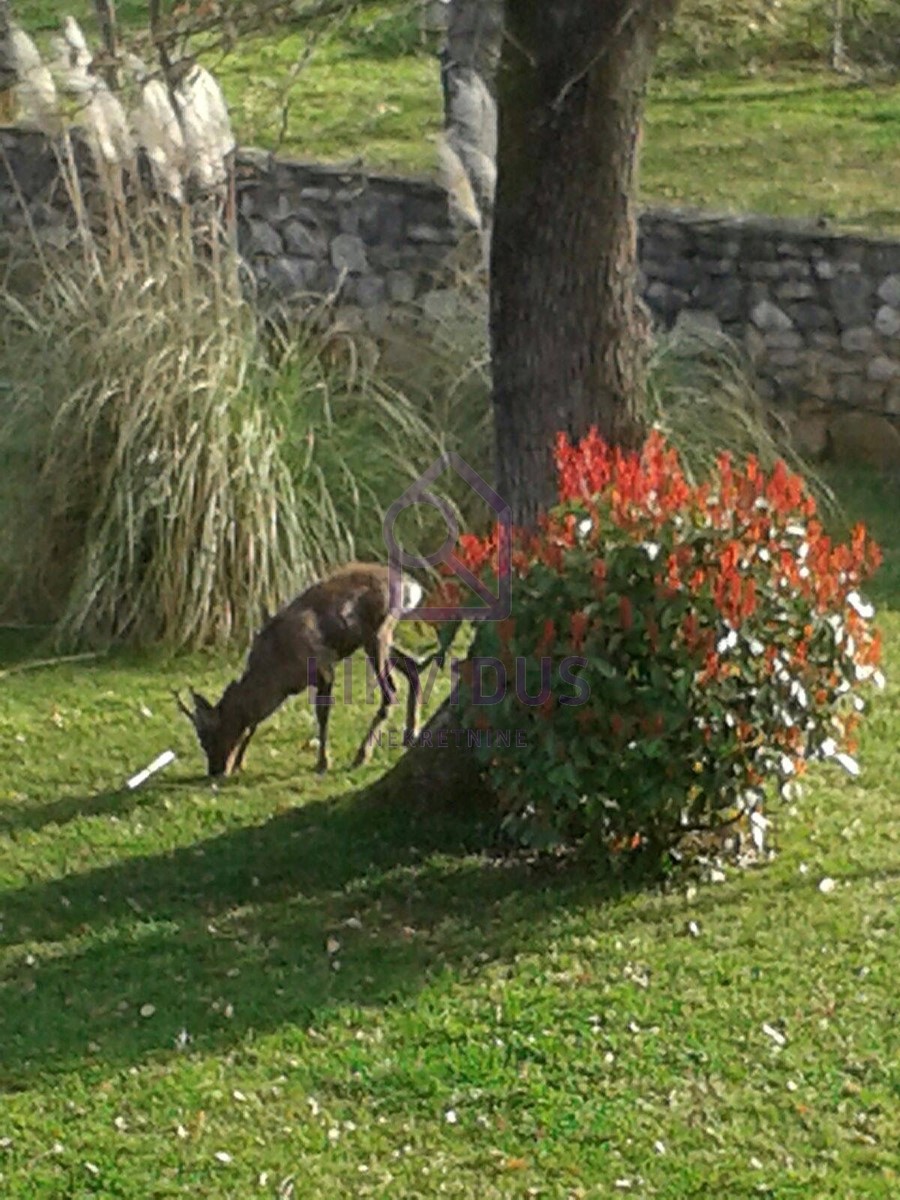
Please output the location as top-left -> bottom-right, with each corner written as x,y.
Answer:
5,766 -> 880,1093
0,782 -> 194,835
0,778 -> 639,1089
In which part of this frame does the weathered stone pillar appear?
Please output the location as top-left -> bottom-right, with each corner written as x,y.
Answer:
435,0 -> 502,259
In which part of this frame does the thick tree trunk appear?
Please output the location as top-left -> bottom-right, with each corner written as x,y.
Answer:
377,1 -> 678,800
365,694 -> 493,812
490,0 -> 677,527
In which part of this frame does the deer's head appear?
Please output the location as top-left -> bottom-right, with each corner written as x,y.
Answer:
173,687 -> 250,778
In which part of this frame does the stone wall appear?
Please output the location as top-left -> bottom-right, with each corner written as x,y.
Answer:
639,209 -> 900,466
3,126 -> 900,464
233,146 -> 461,326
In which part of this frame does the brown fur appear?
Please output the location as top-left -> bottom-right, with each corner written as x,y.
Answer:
175,562 -> 425,777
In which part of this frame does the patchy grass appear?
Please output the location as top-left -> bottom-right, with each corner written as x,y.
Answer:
643,70 -> 900,235
0,473 -> 898,1196
13,3 -> 900,231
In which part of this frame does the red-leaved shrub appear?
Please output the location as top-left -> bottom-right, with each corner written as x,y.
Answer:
432,428 -> 883,860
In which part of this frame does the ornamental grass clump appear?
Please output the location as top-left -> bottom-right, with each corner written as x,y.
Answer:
440,428 -> 883,863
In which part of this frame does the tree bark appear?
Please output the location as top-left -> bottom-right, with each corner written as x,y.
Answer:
490,0 -> 677,527
377,0 -> 678,800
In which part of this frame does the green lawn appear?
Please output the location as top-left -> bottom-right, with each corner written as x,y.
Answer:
13,2 -> 900,234
0,471 -> 897,1197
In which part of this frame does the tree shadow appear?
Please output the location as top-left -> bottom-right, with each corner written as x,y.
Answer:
0,780 -> 585,1087
0,783 -> 188,835
3,763 -> 893,1092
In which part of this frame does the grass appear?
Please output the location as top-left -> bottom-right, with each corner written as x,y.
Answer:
11,2 -> 900,233
0,469 -> 897,1197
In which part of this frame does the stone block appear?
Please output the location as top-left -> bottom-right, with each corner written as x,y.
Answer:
840,326 -> 876,353
693,276 -> 743,321
875,305 -> 900,338
267,256 -> 317,294
283,219 -> 328,259
386,270 -> 416,303
330,233 -> 369,274
877,274 -> 900,307
751,299 -> 793,331
354,275 -> 387,309
868,356 -> 900,383
777,280 -> 817,301
788,303 -> 834,333
244,218 -> 282,257
673,308 -> 722,336
828,274 -> 873,328
763,330 -> 804,350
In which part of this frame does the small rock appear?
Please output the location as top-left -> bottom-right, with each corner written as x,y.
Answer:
750,299 -> 794,332
330,233 -> 368,274
877,274 -> 900,307
875,305 -> 900,338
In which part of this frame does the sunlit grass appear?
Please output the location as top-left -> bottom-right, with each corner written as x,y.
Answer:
12,3 -> 900,231
0,469 -> 897,1196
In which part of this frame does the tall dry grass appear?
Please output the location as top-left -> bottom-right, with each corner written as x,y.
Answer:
0,148 -> 471,650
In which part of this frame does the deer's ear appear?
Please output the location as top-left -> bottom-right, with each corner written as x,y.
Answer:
189,690 -> 217,729
172,689 -> 198,726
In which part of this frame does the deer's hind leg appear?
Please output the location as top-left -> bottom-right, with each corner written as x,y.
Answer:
352,627 -> 396,768
388,646 -> 423,745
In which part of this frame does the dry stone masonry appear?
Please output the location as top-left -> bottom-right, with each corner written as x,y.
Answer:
234,147 -> 458,328
639,209 -> 900,466
3,126 -> 900,466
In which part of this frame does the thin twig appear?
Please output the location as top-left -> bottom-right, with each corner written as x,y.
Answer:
0,651 -> 104,680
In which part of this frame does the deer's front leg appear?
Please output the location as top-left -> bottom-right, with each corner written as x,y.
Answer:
314,670 -> 334,774
231,725 -> 258,774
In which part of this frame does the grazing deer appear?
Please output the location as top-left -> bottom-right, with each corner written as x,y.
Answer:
174,562 -> 435,778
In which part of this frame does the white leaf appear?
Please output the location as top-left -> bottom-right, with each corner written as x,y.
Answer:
762,1022 -> 786,1047
834,752 -> 860,777
847,591 -> 875,620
